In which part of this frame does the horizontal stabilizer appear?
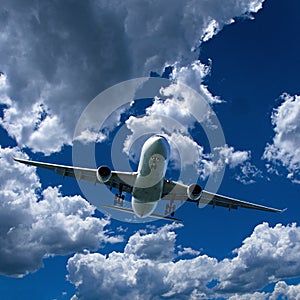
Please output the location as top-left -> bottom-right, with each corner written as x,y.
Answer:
102,204 -> 182,222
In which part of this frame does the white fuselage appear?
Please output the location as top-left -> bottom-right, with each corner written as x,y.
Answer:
132,135 -> 170,218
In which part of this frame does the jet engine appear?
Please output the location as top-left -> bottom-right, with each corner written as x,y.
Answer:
96,166 -> 112,183
187,184 -> 202,201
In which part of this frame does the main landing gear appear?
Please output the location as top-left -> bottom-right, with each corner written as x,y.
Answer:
114,183 -> 125,207
164,199 -> 176,217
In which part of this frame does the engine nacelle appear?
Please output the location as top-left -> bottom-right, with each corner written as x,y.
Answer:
187,184 -> 202,201
96,166 -> 112,183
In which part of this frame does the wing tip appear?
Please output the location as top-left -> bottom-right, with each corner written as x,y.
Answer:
12,156 -> 25,163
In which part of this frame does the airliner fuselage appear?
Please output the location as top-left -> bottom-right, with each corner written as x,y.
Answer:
132,135 -> 170,218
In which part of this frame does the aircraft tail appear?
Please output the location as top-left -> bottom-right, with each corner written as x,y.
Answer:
101,204 -> 182,222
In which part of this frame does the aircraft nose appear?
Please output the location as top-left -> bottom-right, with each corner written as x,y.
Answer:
154,135 -> 170,155
155,134 -> 168,144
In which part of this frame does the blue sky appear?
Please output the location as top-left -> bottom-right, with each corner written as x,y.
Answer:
1,0 -> 300,299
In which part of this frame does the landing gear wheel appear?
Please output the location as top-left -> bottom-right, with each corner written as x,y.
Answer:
114,193 -> 125,207
165,203 -> 176,216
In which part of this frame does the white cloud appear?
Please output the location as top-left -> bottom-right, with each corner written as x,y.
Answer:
171,60 -> 222,104
121,73 -> 258,184
123,77 -> 214,154
0,102 -> 70,155
124,223 -> 182,262
202,19 -> 222,42
200,144 -> 259,183
122,94 -> 205,167
177,247 -> 201,257
263,94 -> 300,182
216,222 -> 300,293
67,225 -> 180,300
235,162 -> 263,184
67,221 -> 300,299
228,281 -> 300,300
0,0 -> 265,154
168,133 -> 206,171
269,281 -> 300,300
217,144 -> 250,168
228,292 -> 268,300
213,145 -> 263,184
67,223 -> 216,300
122,83 -> 213,175
0,73 -> 11,105
73,128 -> 107,145
0,146 -> 122,277
124,111 -> 257,183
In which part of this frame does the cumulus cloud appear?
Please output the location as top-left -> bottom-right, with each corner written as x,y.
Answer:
125,117 -> 256,184
0,147 -> 122,277
228,292 -> 268,300
269,281 -> 300,300
124,223 -> 182,262
67,221 -> 300,299
235,162 -> 263,184
263,94 -> 300,182
216,145 -> 263,184
67,223 -> 214,300
121,73 -> 259,185
0,102 -> 70,155
217,145 -> 250,168
122,86 -> 210,172
217,222 -> 300,293
177,246 -> 201,257
73,128 -> 107,145
0,73 -> 11,105
171,61 -> 223,104
0,0 -> 265,154
203,141 -> 253,186
228,281 -> 300,300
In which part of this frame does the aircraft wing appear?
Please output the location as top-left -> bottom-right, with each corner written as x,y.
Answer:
13,157 -> 137,194
13,157 -> 284,213
162,179 -> 284,213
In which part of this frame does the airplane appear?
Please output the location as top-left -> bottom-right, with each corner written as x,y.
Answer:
13,134 -> 284,222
